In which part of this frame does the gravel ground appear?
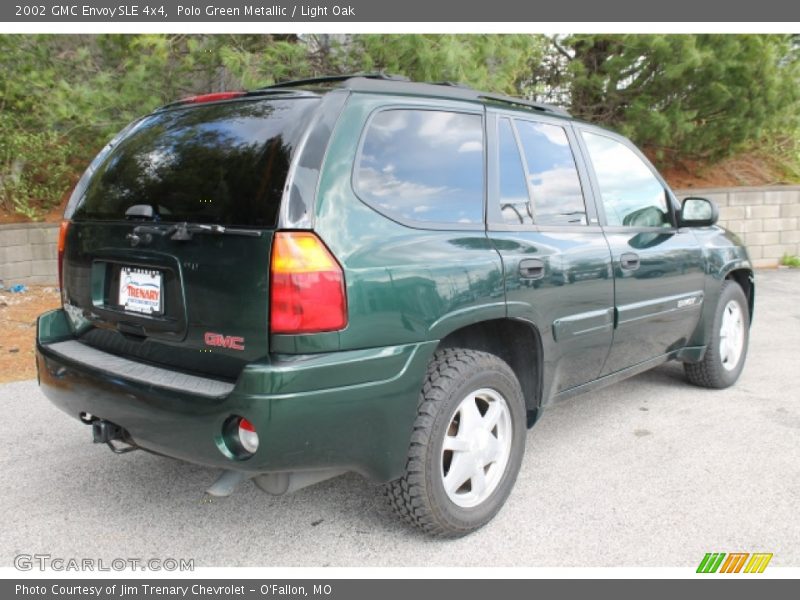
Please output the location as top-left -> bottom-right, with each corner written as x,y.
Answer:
1,269 -> 798,568
0,285 -> 60,383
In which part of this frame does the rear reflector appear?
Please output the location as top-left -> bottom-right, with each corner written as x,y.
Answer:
237,418 -> 259,454
181,91 -> 246,104
57,220 -> 70,293
270,232 -> 347,334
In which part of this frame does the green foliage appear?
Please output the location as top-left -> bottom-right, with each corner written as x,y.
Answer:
0,120 -> 72,219
339,34 -> 543,94
775,127 -> 800,183
1,33 -> 799,220
546,34 -> 800,162
780,254 -> 800,268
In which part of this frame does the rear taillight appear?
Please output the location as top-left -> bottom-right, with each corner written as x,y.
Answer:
269,231 -> 347,334
57,220 -> 70,295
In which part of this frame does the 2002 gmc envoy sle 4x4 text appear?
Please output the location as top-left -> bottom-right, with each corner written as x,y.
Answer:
37,74 -> 754,537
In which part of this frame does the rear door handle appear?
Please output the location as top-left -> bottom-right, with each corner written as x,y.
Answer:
519,258 -> 545,280
620,252 -> 640,271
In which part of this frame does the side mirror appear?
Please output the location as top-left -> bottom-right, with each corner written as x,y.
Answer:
679,197 -> 719,227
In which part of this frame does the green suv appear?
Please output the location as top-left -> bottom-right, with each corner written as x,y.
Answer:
37,74 -> 753,537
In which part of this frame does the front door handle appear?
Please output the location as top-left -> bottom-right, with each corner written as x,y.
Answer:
519,258 -> 545,280
620,252 -> 640,271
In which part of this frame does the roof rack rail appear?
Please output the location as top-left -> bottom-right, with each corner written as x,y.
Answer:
258,72 -> 409,90
479,93 -> 570,117
337,77 -> 571,117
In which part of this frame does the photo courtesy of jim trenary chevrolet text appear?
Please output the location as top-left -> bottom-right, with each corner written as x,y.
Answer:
0,0 -> 799,596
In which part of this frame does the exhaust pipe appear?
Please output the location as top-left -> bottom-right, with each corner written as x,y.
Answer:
205,469 -> 345,498
253,470 -> 346,496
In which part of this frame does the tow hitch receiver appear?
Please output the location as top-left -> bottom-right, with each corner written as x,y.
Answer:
85,415 -> 139,454
92,419 -> 123,444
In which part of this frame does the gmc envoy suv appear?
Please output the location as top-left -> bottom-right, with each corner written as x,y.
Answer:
37,74 -> 753,537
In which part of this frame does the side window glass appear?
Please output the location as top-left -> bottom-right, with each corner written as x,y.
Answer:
355,109 -> 484,225
498,118 -> 532,225
582,132 -> 671,228
515,120 -> 587,226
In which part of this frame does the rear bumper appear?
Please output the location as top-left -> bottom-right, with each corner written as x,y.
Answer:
36,309 -> 435,482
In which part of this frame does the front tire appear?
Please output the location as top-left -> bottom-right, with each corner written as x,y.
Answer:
384,348 -> 526,537
684,281 -> 750,389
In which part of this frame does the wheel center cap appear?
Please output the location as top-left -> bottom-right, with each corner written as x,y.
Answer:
472,430 -> 489,453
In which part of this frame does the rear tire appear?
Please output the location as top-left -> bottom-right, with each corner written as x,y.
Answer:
684,281 -> 750,389
384,348 -> 526,537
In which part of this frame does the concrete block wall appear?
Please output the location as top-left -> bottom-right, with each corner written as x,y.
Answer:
0,222 -> 59,287
675,186 -> 800,268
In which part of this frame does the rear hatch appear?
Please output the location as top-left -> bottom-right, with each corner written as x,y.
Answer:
61,95 -> 321,380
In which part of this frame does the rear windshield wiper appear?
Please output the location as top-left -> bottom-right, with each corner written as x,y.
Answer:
132,222 -> 262,241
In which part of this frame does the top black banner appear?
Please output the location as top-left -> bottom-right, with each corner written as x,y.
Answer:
3,0 -> 800,22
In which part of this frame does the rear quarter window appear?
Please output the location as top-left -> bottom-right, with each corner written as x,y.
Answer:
354,109 -> 485,226
70,98 -> 319,227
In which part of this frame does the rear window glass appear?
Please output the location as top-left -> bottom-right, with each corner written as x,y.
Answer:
498,117 -> 532,225
71,98 -> 319,227
514,120 -> 587,226
355,109 -> 484,225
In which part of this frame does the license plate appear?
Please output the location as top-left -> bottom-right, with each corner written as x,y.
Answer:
118,267 -> 163,314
